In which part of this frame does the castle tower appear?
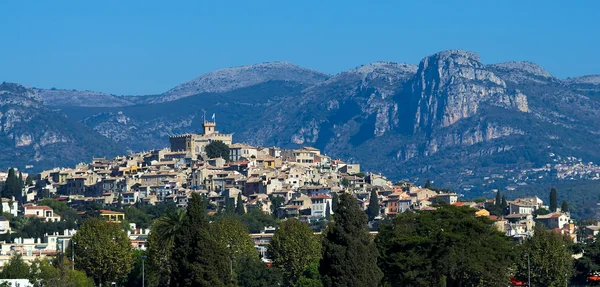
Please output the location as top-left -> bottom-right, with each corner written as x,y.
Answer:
203,121 -> 216,135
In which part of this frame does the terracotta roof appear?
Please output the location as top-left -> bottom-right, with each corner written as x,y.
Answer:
311,194 -> 332,199
100,210 -> 124,215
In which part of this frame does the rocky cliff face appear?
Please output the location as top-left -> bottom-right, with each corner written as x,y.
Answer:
0,82 -> 125,170
35,88 -> 135,107
408,50 -> 528,134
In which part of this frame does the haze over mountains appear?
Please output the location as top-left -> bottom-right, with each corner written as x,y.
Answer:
2,49 -> 600,198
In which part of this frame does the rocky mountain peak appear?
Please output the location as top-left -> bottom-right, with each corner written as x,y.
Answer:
0,82 -> 42,106
409,50 -> 527,133
151,62 -> 330,103
565,74 -> 600,85
487,61 -> 556,85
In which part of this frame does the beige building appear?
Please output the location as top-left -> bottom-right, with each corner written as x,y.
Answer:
170,121 -> 233,159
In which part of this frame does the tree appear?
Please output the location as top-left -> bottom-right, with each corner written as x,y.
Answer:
28,257 -> 94,287
535,207 -> 551,216
561,200 -> 569,213
2,168 -> 20,201
236,193 -> 245,215
495,191 -> 502,208
69,218 -> 133,285
205,140 -> 230,161
516,225 -> 573,287
550,187 -> 558,212
501,194 -> 508,211
320,193 -> 382,287
17,172 -> 24,191
331,193 -> 339,212
1,254 -> 29,279
25,174 -> 33,187
170,193 -> 230,286
146,209 -> 185,286
236,256 -> 283,287
376,205 -> 514,286
225,197 -> 236,215
268,219 -> 321,286
366,189 -> 379,221
212,216 -> 257,262
269,195 -> 285,218
424,179 -> 431,189
325,202 -> 331,218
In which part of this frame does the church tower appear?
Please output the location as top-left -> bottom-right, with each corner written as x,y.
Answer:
203,121 -> 216,135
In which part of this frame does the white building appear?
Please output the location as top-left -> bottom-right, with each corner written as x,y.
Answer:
310,194 -> 333,218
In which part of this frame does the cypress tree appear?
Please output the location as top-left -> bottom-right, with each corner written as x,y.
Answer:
424,180 -> 431,189
320,193 -> 383,287
561,200 -> 569,213
325,201 -> 332,218
495,191 -> 502,208
17,172 -> 24,190
225,197 -> 235,215
170,193 -> 230,286
2,168 -> 19,200
501,194 -> 508,212
366,189 -> 379,221
235,192 -> 245,215
332,193 -> 339,212
550,188 -> 558,212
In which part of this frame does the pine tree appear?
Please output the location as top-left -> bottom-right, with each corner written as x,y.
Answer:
424,180 -> 432,189
225,197 -> 236,215
325,201 -> 332,218
235,192 -> 245,215
25,174 -> 33,186
501,194 -> 508,213
550,188 -> 558,212
561,200 -> 569,213
17,172 -> 24,190
170,193 -> 230,286
366,189 -> 379,221
495,191 -> 502,208
320,193 -> 383,287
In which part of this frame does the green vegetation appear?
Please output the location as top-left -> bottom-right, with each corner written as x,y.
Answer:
170,193 -> 230,286
376,205 -> 514,286
366,189 -> 379,221
550,187 -> 558,212
320,193 -> 382,287
70,218 -> 133,285
146,208 -> 185,286
268,219 -> 321,286
2,168 -> 21,202
206,140 -> 230,161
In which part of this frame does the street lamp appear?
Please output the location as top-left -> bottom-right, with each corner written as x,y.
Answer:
141,255 -> 147,287
71,240 -> 76,270
525,253 -> 531,287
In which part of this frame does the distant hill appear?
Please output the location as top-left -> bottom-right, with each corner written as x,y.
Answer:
4,53 -> 600,202
0,82 -> 125,171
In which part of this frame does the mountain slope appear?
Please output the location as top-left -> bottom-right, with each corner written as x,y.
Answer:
0,82 -> 126,171
34,88 -> 135,107
146,62 -> 330,103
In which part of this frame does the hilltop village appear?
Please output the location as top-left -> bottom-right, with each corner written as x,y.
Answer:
0,121 -> 585,268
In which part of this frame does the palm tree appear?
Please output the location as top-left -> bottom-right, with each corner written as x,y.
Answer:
147,209 -> 185,286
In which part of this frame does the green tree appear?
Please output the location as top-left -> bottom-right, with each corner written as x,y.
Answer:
146,209 -> 185,286
320,193 -> 382,287
501,194 -> 508,211
331,193 -> 339,212
240,208 -> 277,233
28,257 -> 94,287
224,197 -> 236,215
1,254 -> 29,279
70,218 -> 133,285
170,193 -> 230,286
516,225 -> 573,287
296,261 -> 323,287
561,200 -> 569,213
236,256 -> 283,287
424,179 -> 431,189
25,174 -> 33,187
37,198 -> 69,214
236,193 -> 246,215
205,140 -> 230,161
535,207 -> 551,216
366,189 -> 379,221
269,195 -> 285,218
375,205 -> 514,286
575,233 -> 600,281
17,172 -> 24,191
550,187 -> 558,212
268,219 -> 321,286
2,168 -> 20,201
212,216 -> 257,261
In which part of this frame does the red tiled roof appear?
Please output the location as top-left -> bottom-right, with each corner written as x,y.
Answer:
311,194 -> 332,199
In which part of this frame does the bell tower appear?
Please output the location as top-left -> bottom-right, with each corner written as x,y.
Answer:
203,121 -> 216,135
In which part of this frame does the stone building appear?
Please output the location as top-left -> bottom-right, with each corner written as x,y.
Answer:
169,121 -> 233,159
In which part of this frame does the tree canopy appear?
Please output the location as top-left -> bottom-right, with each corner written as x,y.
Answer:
320,193 -> 382,287
205,140 -> 230,161
550,187 -> 558,212
366,189 -> 379,221
375,205 -> 514,286
170,192 -> 231,286
268,218 -> 321,286
70,218 -> 133,285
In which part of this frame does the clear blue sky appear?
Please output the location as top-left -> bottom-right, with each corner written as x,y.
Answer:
1,1 -> 598,95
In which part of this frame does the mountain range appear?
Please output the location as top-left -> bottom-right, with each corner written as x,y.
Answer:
3,50 -> 600,203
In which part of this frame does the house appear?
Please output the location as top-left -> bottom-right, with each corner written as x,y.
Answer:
1,198 -> 18,217
122,191 -> 139,205
24,205 -> 61,222
434,193 -> 458,205
0,217 -> 10,234
100,210 -> 125,222
229,144 -> 258,162
310,194 -> 333,218
536,212 -> 570,229
509,197 -> 544,215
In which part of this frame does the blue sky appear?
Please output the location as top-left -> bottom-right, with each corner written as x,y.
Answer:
1,1 -> 598,95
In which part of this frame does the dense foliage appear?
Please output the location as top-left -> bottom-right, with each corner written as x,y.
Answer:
376,205 -> 514,286
206,140 -> 230,161
320,193 -> 382,287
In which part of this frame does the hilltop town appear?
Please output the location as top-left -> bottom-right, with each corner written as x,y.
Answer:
0,120 -> 592,273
